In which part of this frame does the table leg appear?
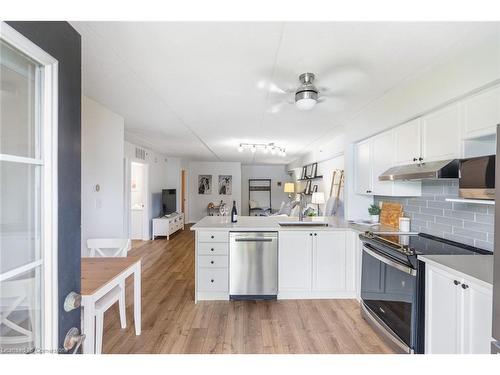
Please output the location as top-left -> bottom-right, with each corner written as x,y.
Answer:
133,262 -> 142,335
82,296 -> 95,354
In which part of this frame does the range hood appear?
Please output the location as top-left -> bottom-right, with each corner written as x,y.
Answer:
379,159 -> 459,181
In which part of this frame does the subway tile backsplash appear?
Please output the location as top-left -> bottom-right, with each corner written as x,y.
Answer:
374,180 -> 495,252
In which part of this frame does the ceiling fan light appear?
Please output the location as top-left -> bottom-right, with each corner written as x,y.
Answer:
295,88 -> 318,111
296,97 -> 317,111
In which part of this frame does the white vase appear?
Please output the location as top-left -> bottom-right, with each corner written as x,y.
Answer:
371,214 -> 380,223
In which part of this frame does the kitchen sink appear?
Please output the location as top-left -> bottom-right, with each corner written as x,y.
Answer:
278,221 -> 329,227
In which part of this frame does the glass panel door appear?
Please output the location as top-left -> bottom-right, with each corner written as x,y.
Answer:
0,39 -> 43,354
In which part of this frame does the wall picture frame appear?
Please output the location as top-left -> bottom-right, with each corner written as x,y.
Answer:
305,164 -> 313,179
218,175 -> 232,195
313,184 -> 318,193
198,175 -> 212,194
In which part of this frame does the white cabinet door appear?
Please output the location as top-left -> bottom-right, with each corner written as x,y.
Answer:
371,131 -> 395,196
421,103 -> 462,162
354,139 -> 372,195
462,85 -> 500,139
394,118 -> 421,165
462,280 -> 493,354
279,232 -> 312,292
425,265 -> 461,354
312,232 -> 346,291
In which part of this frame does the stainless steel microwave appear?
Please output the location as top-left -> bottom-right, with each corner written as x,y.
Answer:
459,155 -> 495,200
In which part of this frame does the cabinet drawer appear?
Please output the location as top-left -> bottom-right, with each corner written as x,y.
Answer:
198,242 -> 228,255
198,255 -> 228,268
198,268 -> 228,292
198,231 -> 228,243
154,220 -> 169,234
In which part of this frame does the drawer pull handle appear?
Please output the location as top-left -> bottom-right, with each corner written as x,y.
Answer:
210,279 -> 214,283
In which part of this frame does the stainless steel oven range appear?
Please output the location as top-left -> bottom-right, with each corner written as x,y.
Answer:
359,231 -> 489,354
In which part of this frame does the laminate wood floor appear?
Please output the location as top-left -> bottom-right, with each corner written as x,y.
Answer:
101,226 -> 394,354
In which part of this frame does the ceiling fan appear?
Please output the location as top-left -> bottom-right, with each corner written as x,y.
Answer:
258,72 -> 336,113
258,67 -> 367,114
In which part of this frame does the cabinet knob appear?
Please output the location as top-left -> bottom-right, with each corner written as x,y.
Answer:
309,233 -> 313,236
366,190 -> 372,193
418,157 -> 423,161
210,248 -> 214,252
453,280 -> 461,285
314,233 -> 317,236
211,235 -> 214,239
210,260 -> 214,264
461,284 -> 469,290
413,157 -> 418,162
210,279 -> 214,283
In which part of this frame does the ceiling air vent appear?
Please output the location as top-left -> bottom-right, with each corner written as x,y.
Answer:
135,147 -> 146,161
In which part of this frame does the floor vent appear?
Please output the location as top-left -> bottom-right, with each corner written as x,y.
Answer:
135,147 -> 146,160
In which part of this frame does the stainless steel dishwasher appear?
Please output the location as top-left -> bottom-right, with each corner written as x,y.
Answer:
229,232 -> 278,300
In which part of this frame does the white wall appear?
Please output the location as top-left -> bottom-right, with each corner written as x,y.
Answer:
289,154 -> 345,215
81,96 -> 125,254
188,161 -> 241,223
289,31 -> 500,221
241,165 -> 292,215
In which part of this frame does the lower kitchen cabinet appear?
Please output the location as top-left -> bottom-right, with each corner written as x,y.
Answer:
425,263 -> 493,354
279,230 -> 355,299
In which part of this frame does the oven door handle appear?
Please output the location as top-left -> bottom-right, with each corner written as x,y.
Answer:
363,246 -> 417,276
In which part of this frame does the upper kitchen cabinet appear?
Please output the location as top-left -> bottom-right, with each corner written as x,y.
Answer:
354,139 -> 372,195
394,118 -> 422,166
354,131 -> 421,196
462,85 -> 500,140
421,102 -> 463,162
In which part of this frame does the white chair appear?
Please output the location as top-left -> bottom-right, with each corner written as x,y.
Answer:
86,238 -> 131,354
0,278 -> 36,351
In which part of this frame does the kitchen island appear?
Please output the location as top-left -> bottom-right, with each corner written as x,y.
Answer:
191,215 -> 395,302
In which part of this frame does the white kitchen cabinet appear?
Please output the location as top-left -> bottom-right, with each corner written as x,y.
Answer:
421,103 -> 462,162
462,85 -> 500,139
394,118 -> 422,166
425,262 -> 493,354
354,139 -> 372,195
279,231 -> 312,292
354,131 -> 421,197
313,232 -> 347,291
371,131 -> 396,196
279,230 -> 355,299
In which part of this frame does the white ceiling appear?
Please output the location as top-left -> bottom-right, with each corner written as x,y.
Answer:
71,22 -> 499,164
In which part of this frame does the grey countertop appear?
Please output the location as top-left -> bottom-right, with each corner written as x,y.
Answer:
190,215 -> 402,233
419,254 -> 494,286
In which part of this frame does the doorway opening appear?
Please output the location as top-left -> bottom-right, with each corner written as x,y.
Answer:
130,161 -> 149,240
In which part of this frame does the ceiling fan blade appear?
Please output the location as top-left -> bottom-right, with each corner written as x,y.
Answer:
267,102 -> 287,114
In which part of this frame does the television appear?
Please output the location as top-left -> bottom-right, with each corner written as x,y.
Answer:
162,189 -> 177,216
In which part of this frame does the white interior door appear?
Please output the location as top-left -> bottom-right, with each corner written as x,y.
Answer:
0,25 -> 58,353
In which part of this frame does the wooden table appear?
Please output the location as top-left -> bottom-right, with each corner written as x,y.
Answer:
81,257 -> 142,354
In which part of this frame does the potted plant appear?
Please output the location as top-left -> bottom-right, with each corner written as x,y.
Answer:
368,204 -> 381,223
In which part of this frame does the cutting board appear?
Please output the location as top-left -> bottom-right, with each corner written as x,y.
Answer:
379,201 -> 403,228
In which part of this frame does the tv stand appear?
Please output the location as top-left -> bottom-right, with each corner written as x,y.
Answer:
152,212 -> 184,240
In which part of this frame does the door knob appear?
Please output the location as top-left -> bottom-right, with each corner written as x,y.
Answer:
64,291 -> 81,312
63,327 -> 86,353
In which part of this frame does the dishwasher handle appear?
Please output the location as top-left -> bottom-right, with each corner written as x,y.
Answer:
234,238 -> 273,242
